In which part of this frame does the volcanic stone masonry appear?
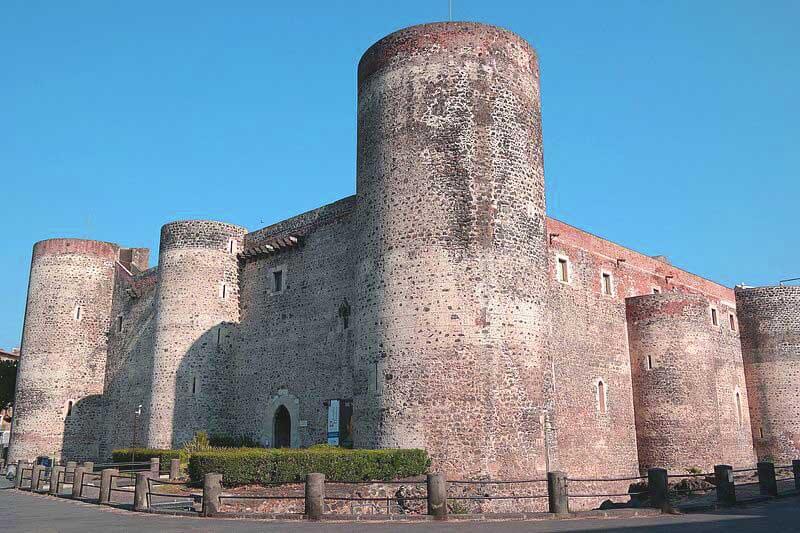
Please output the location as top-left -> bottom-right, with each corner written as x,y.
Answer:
8,22 -> 798,480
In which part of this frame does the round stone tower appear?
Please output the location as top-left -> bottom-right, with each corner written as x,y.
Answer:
626,292 -> 755,471
8,239 -> 118,463
354,22 -> 550,478
146,220 -> 246,449
736,285 -> 800,462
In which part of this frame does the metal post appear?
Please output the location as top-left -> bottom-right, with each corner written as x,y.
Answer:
99,468 -> 118,504
714,465 -> 735,506
134,472 -> 150,512
793,460 -> 800,491
71,466 -> 86,498
169,458 -> 180,481
305,473 -> 325,520
50,466 -> 65,495
648,468 -> 669,510
757,462 -> 777,496
547,471 -> 569,515
202,473 -> 223,516
426,473 -> 448,520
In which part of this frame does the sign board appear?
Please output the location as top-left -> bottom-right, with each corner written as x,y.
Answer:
327,400 -> 340,445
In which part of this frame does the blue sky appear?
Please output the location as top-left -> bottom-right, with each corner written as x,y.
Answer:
1,0 -> 798,349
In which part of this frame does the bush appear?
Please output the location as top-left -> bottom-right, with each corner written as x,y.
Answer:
208,433 -> 262,448
188,448 -> 430,486
112,448 -> 185,464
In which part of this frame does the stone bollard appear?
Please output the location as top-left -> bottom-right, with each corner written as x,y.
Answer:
202,473 -> 223,517
714,465 -> 735,506
547,471 -> 569,515
65,461 -> 77,484
305,473 -> 325,520
31,464 -> 45,492
757,462 -> 778,496
99,468 -> 119,504
426,473 -> 447,520
793,460 -> 800,491
169,458 -> 180,481
149,457 -> 160,479
134,472 -> 150,512
71,466 -> 86,498
647,468 -> 669,510
14,460 -> 25,488
50,466 -> 65,495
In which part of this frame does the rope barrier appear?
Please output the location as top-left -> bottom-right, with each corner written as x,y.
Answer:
666,472 -> 712,478
448,479 -> 547,484
221,494 -> 305,500
566,475 -> 646,482
325,480 -> 427,485
447,495 -> 547,500
568,491 -> 647,498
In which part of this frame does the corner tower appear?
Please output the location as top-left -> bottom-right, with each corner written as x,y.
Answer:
146,220 -> 246,448
354,23 -> 549,477
736,285 -> 800,462
8,239 -> 118,463
626,292 -> 755,471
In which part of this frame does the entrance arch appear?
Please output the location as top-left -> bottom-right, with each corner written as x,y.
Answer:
273,405 -> 291,448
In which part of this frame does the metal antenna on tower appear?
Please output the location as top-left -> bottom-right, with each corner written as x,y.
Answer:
449,0 -> 453,21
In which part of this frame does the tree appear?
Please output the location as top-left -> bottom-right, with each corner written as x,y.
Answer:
0,359 -> 17,411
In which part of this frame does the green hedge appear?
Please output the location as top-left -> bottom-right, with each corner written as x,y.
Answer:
188,448 -> 430,486
112,448 -> 185,464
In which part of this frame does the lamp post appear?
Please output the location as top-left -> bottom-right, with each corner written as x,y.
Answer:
132,405 -> 142,464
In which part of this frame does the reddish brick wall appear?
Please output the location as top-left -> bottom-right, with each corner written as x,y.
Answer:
626,292 -> 755,471
736,286 -> 800,462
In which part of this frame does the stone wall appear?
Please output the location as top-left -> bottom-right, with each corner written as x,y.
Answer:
736,285 -> 800,462
234,197 -> 356,447
9,239 -> 118,463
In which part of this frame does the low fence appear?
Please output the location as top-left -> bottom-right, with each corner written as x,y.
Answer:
11,458 -> 800,520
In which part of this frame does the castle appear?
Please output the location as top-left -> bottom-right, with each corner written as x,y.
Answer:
8,23 -> 799,481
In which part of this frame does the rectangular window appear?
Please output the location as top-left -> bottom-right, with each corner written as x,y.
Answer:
601,272 -> 612,295
117,316 -> 124,333
191,377 -> 197,396
74,305 -> 83,322
221,283 -> 227,299
646,355 -> 653,370
729,314 -> 736,331
273,270 -> 283,293
711,307 -> 719,326
557,257 -> 569,283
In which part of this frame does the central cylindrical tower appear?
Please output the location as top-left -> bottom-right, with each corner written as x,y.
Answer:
354,22 -> 549,478
147,220 -> 246,449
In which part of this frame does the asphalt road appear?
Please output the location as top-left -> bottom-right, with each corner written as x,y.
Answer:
2,478 -> 800,532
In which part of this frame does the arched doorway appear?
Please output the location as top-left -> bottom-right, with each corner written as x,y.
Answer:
273,405 -> 291,448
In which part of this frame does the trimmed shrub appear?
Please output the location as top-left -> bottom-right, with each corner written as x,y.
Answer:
208,433 -> 262,448
112,448 -> 185,464
188,448 -> 430,486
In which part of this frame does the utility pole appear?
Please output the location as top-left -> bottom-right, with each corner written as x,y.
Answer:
132,404 -> 142,463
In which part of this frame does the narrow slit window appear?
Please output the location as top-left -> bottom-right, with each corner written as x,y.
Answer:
735,391 -> 742,426
273,270 -> 283,293
597,380 -> 607,414
217,327 -> 222,349
557,257 -> 569,283
711,307 -> 719,326
759,427 -> 764,439
646,354 -> 653,370
74,305 -> 83,322
221,283 -> 227,299
652,287 -> 661,294
192,377 -> 197,396
601,272 -> 612,295
117,316 -> 124,333
228,239 -> 236,254
729,314 -> 736,331
66,400 -> 73,417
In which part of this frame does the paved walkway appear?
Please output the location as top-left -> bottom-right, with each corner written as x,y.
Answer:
3,478 -> 800,532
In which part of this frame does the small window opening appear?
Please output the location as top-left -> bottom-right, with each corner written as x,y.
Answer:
66,400 -> 73,417
221,283 -> 227,299
228,239 -> 236,254
729,314 -> 736,331
338,299 -> 351,330
759,427 -> 764,439
192,377 -> 197,396
217,327 -> 222,349
735,391 -> 742,426
117,316 -> 124,333
646,354 -> 653,370
74,305 -> 83,322
711,307 -> 719,326
597,380 -> 607,414
652,287 -> 661,294
557,257 -> 569,283
273,270 -> 283,293
601,272 -> 613,295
